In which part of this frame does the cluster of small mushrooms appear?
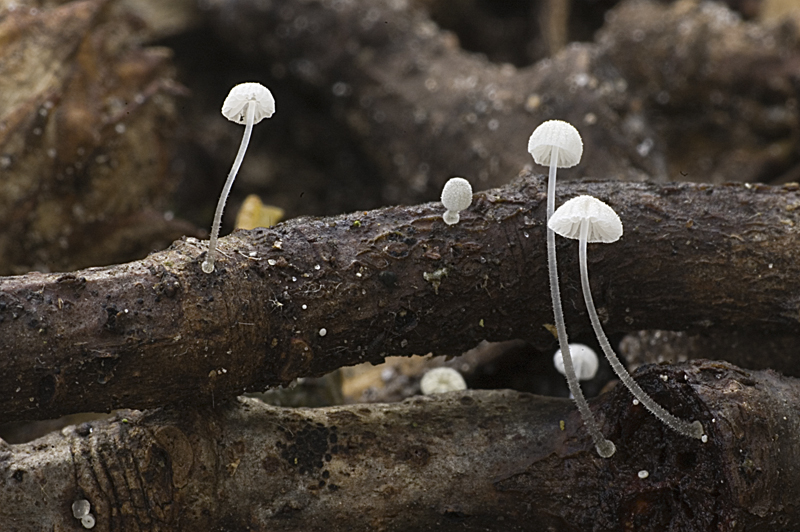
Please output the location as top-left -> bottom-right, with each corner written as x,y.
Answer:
71,499 -> 95,529
528,120 -> 705,457
201,83 -> 704,458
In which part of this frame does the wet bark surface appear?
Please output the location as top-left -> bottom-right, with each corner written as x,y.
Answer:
2,174 -> 800,422
1,361 -> 799,531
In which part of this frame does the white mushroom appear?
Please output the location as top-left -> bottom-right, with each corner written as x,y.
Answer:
527,120 -> 583,170
549,195 -> 704,441
528,120 -> 615,458
420,367 -> 467,395
81,513 -> 96,529
71,499 -> 90,519
203,82 -> 276,274
553,343 -> 599,382
440,177 -> 473,225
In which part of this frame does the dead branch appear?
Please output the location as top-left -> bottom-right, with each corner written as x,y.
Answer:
1,360 -> 798,531
2,175 -> 800,421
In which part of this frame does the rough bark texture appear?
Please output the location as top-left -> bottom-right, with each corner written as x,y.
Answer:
1,360 -> 799,531
2,174 -> 800,422
3,0 -> 798,273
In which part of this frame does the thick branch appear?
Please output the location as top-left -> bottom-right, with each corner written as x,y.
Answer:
2,175 -> 800,421
1,361 -> 799,531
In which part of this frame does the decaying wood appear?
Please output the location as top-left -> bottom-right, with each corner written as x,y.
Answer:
0,0 -> 187,275
597,0 -> 800,185
2,360 -> 799,531
1,3 -> 799,530
4,0 -> 796,275
2,174 -> 800,422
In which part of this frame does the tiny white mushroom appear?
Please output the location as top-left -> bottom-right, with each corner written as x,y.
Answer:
71,499 -> 90,519
549,195 -> 704,441
203,82 -> 276,274
528,120 -> 614,458
528,120 -> 583,170
81,513 -> 96,529
420,367 -> 467,395
553,343 -> 599,382
441,177 -> 472,225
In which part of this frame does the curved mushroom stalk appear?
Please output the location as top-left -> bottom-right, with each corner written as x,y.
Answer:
550,195 -> 705,441
529,121 -> 615,458
203,82 -> 275,274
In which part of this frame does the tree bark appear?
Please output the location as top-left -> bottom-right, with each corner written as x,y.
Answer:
1,360 -> 799,531
2,174 -> 800,422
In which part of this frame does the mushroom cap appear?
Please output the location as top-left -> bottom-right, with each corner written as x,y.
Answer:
72,500 -> 90,519
553,343 -> 599,381
548,195 -> 623,243
527,120 -> 583,168
441,177 -> 473,212
420,367 -> 467,395
222,82 -> 275,125
81,513 -> 96,529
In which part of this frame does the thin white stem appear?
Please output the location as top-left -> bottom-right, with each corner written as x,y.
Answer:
546,148 -> 616,458
202,102 -> 257,273
578,222 -> 704,440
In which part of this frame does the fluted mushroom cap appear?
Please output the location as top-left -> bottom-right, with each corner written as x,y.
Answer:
420,367 -> 467,395
222,82 -> 275,125
527,120 -> 583,168
553,343 -> 600,381
548,195 -> 623,243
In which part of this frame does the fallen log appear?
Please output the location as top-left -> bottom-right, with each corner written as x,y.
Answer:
1,174 -> 799,421
1,360 -> 798,531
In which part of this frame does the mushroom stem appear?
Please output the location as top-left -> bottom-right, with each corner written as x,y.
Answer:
577,221 -> 705,440
546,147 -> 616,458
202,101 -> 257,274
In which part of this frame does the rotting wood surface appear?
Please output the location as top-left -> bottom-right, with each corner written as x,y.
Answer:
1,360 -> 799,531
2,174 -> 800,422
